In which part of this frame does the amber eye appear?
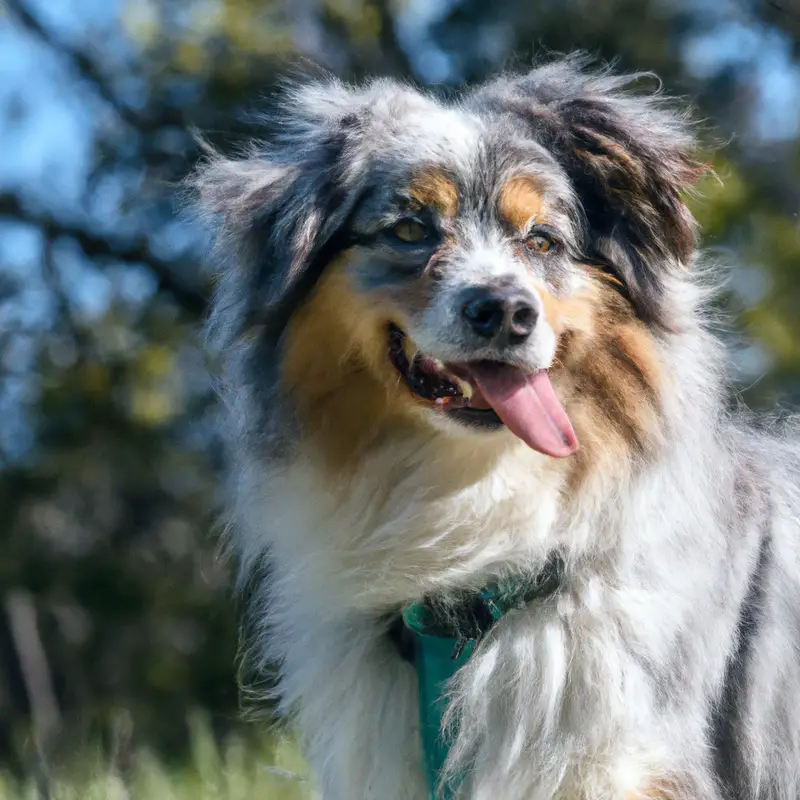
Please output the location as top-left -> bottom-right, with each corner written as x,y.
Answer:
525,231 -> 557,254
393,218 -> 428,244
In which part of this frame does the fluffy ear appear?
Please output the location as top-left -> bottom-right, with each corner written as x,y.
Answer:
473,57 -> 705,328
189,80 -> 364,340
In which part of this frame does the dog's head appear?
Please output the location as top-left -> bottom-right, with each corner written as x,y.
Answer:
195,57 -> 704,475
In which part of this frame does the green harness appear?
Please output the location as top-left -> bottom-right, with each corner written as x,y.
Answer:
397,554 -> 564,799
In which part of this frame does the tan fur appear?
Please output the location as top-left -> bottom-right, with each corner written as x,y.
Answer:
497,176 -> 545,230
281,254 -> 424,474
409,170 -> 459,218
534,274 -> 664,487
626,781 -> 682,800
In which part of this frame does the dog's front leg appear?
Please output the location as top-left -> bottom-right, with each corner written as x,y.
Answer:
279,611 -> 428,800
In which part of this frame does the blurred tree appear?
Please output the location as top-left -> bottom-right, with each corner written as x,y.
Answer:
0,0 -> 798,772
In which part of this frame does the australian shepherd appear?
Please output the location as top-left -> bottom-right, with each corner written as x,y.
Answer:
191,55 -> 800,799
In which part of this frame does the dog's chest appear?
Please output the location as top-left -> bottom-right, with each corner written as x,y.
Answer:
264,440 -> 573,609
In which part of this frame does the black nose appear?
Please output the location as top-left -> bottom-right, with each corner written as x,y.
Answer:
461,285 -> 539,344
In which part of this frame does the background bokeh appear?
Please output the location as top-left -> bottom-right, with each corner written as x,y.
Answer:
1,0 -> 799,794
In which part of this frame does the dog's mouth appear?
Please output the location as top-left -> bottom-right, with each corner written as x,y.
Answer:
388,324 -> 578,458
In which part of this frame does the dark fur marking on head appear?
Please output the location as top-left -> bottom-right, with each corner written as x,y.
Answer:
191,108 -> 369,351
468,55 -> 703,329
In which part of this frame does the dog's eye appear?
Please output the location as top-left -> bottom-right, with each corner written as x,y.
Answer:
525,229 -> 558,255
392,218 -> 428,244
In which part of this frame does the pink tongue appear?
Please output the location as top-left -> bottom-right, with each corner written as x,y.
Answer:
471,365 -> 579,458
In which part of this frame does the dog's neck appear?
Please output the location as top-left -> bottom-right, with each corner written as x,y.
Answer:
262,302 -> 729,614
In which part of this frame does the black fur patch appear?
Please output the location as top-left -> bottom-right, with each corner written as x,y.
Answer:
469,55 -> 704,329
710,529 -> 772,799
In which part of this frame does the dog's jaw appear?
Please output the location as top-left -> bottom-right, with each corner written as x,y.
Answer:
281,249 -> 664,490
387,323 -> 579,457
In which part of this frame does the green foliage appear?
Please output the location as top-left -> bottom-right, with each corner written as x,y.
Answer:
0,715 -> 313,799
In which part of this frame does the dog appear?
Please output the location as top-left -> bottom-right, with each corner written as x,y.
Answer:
191,55 -> 800,799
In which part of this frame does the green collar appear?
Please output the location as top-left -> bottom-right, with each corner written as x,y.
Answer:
398,553 -> 564,799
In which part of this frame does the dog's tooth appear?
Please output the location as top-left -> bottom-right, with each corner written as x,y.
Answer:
449,374 -> 473,399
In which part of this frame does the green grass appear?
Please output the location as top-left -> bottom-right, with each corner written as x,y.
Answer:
0,714 -> 316,800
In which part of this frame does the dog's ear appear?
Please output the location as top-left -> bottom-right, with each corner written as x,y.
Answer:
189,80 -> 365,338
474,57 -> 706,328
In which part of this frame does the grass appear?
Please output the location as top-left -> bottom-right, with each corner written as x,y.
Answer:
0,713 -> 316,800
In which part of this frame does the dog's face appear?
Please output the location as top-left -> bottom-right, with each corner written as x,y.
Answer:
197,59 -> 703,476
292,134 -> 587,457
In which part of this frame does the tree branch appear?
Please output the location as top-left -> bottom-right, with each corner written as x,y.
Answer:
763,1 -> 800,43
0,193 -> 207,316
